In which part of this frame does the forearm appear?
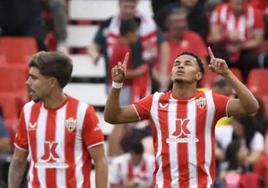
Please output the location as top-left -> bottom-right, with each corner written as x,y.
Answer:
241,38 -> 262,50
8,158 -> 27,188
95,159 -> 108,188
224,70 -> 259,112
104,88 -> 122,123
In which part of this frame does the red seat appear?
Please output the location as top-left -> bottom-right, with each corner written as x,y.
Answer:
260,95 -> 268,113
200,68 -> 242,88
229,68 -> 242,81
247,69 -> 268,95
0,37 -> 37,63
0,96 -> 20,120
200,69 -> 217,88
0,65 -> 28,101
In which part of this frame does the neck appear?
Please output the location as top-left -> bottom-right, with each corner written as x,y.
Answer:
43,89 -> 67,109
169,32 -> 183,41
172,82 -> 197,99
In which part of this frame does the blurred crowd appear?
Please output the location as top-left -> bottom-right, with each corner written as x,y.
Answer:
0,0 -> 268,187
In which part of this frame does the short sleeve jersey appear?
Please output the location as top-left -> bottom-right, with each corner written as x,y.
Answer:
133,90 -> 229,188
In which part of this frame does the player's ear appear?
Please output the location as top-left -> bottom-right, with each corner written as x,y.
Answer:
196,72 -> 202,81
49,77 -> 57,88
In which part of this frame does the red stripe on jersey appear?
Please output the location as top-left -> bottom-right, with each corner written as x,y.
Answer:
158,94 -> 171,188
65,98 -> 78,188
141,160 -> 146,173
195,92 -> 208,187
176,101 -> 189,188
82,148 -> 91,188
28,102 -> 42,188
128,160 -> 134,180
45,110 -> 57,188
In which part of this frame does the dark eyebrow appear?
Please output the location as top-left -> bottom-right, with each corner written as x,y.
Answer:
29,73 -> 38,79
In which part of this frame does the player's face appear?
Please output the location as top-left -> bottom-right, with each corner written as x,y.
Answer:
119,1 -> 137,19
180,0 -> 198,9
26,67 -> 53,102
167,13 -> 187,34
130,152 -> 143,165
230,0 -> 246,15
126,31 -> 138,44
171,55 -> 202,83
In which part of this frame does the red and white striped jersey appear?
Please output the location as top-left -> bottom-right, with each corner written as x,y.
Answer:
210,3 -> 264,41
14,96 -> 104,188
133,90 -> 229,188
109,153 -> 155,186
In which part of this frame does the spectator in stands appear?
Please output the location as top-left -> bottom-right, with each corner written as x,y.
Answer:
209,0 -> 265,81
107,19 -> 152,157
0,106 -> 11,153
232,115 -> 264,168
220,139 -> 254,187
164,7 -> 208,75
0,0 -> 46,50
109,142 -> 154,188
0,0 -> 67,51
0,106 -> 11,188
213,75 -> 234,98
153,0 -> 209,41
44,0 -> 68,52
89,0 -> 170,92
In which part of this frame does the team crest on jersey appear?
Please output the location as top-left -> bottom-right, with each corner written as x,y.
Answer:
29,122 -> 37,130
196,97 -> 206,109
65,117 -> 77,132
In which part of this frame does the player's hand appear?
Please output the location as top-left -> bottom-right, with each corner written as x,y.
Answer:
208,47 -> 230,77
111,52 -> 129,83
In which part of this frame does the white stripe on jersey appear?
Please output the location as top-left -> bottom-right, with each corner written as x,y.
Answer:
187,99 -> 198,188
75,102 -> 88,187
150,92 -> 164,188
220,5 -> 228,23
36,105 -> 48,188
168,97 -> 179,188
55,105 -> 67,188
204,90 -> 215,186
23,101 -> 34,188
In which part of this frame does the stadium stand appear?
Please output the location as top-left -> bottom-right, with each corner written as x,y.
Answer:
201,68 -> 242,88
0,37 -> 37,63
247,69 -> 268,96
64,0 -> 153,137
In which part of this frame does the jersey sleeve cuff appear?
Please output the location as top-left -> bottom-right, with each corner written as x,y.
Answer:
14,143 -> 28,151
87,141 -> 104,149
225,98 -> 231,117
132,104 -> 141,120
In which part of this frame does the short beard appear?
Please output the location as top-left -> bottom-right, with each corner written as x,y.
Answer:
33,97 -> 41,103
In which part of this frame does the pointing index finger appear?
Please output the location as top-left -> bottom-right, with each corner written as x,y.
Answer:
122,52 -> 129,67
208,46 -> 215,59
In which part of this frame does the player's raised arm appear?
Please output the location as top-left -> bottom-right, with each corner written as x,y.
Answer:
208,47 -> 259,116
104,52 -> 140,124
